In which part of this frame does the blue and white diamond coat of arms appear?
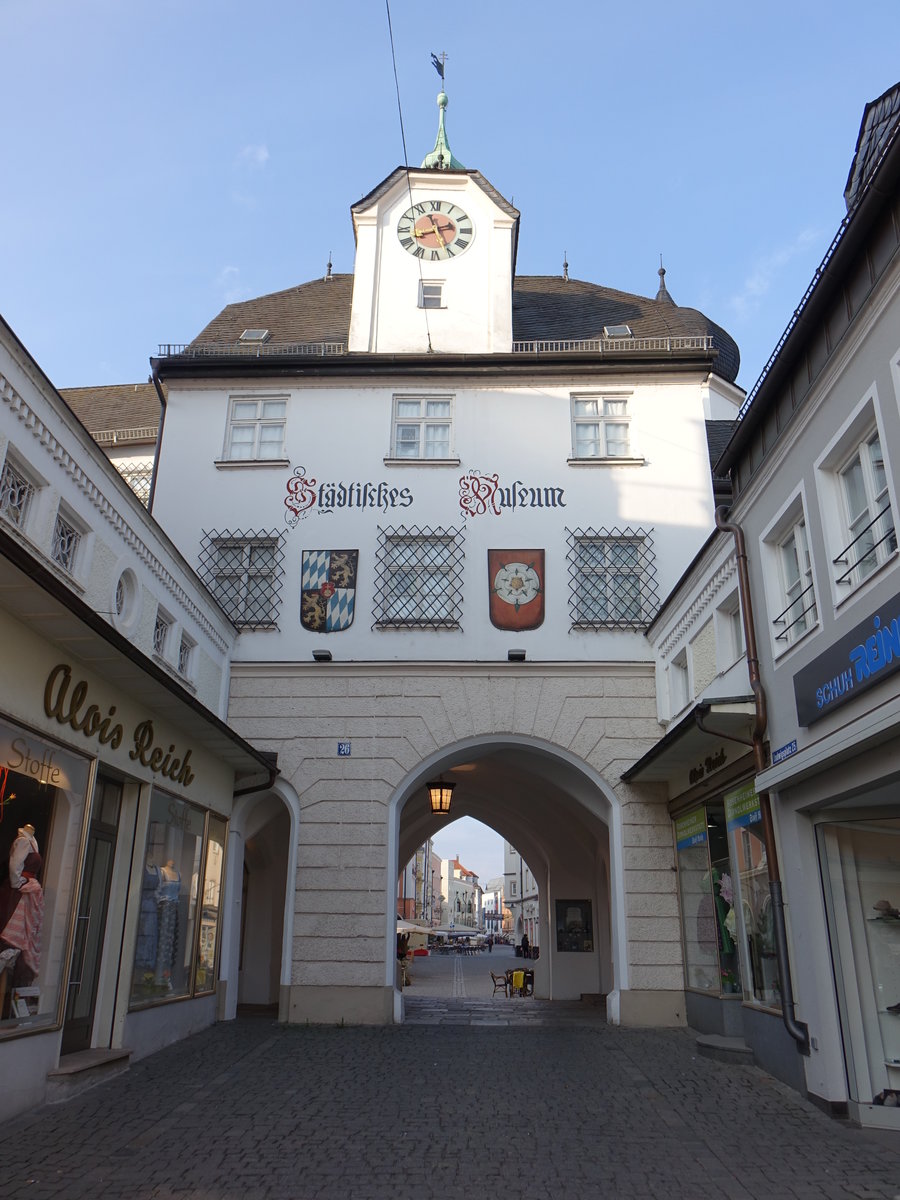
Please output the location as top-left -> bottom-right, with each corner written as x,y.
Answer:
301,550 -> 358,632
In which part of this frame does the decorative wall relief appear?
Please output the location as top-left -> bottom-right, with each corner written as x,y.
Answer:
301,550 -> 359,632
488,550 -> 545,630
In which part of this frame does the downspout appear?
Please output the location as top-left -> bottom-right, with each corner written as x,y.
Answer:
715,505 -> 810,1055
148,366 -> 168,515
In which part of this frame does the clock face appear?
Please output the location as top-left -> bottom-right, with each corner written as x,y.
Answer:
397,200 -> 474,260
492,562 -> 541,610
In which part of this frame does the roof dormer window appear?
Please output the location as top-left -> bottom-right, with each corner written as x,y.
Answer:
603,324 -> 633,339
239,329 -> 270,344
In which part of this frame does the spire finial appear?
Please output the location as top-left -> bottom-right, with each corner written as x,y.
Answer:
563,251 -> 569,281
325,251 -> 333,282
655,255 -> 675,304
421,54 -> 464,170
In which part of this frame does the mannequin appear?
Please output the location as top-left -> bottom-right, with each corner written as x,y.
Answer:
9,824 -> 38,889
154,859 -> 181,986
0,851 -> 43,990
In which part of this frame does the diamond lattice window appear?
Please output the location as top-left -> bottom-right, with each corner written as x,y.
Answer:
198,530 -> 285,628
115,460 -> 153,507
372,525 -> 465,629
566,527 -> 659,629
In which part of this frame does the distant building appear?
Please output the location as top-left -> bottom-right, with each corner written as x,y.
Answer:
441,855 -> 481,930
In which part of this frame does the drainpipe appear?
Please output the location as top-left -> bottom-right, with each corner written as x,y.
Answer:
148,367 -> 168,515
715,506 -> 810,1056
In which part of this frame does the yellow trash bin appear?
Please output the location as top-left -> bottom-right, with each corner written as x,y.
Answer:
512,969 -> 525,996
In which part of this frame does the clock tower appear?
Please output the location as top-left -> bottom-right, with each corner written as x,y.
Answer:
348,88 -> 519,354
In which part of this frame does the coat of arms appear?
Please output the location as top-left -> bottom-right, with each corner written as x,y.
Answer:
488,550 -> 545,631
301,550 -> 358,632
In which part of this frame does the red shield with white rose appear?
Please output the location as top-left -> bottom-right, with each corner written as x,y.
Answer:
488,550 -> 545,631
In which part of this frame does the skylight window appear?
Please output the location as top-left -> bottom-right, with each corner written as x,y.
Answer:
603,324 -> 633,338
239,329 -> 270,343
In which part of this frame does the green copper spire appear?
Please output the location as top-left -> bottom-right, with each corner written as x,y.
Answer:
421,90 -> 464,170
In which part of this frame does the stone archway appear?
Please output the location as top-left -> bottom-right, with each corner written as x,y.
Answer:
219,779 -> 300,1022
390,735 -> 627,1016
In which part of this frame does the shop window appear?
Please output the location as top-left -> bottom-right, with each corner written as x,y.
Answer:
724,783 -> 781,1009
0,718 -> 91,1037
674,803 -> 742,994
129,792 -> 226,1007
818,817 -> 900,1107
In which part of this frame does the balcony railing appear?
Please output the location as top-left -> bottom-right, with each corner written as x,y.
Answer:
772,582 -> 817,642
157,334 -> 715,360
833,505 -> 897,586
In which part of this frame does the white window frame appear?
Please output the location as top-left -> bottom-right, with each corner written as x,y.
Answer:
418,280 -> 444,310
669,649 -> 690,717
815,394 -> 897,606
389,395 -> 454,462
715,592 -> 745,669
570,393 -> 634,461
222,396 -> 287,462
761,490 -> 819,657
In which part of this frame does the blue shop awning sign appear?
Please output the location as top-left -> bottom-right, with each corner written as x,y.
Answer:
675,807 -> 708,849
793,590 -> 900,726
725,782 -> 762,831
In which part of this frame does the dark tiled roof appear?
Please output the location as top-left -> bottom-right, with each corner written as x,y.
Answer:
60,383 -> 162,441
190,277 -> 353,348
844,82 -> 900,210
187,273 -> 740,382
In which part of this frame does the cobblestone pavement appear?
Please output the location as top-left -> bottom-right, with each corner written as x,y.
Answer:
2,948 -> 899,1200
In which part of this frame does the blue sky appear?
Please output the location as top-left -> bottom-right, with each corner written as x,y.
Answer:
3,2 -> 899,887
4,0 -> 900,396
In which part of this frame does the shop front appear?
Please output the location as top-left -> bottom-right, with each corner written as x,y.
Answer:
0,610 -> 271,1121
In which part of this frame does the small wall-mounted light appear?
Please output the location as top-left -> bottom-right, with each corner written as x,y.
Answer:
507,648 -> 526,662
427,778 -> 456,815
312,649 -> 332,663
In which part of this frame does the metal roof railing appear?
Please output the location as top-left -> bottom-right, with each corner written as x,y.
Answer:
158,335 -> 715,359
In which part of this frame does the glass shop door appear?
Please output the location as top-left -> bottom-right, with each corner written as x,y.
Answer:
60,777 -> 122,1056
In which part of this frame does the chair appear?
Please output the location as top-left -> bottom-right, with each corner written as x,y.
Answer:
523,970 -> 535,997
491,971 -> 509,997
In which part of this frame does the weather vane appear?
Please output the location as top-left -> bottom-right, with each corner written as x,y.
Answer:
431,51 -> 447,82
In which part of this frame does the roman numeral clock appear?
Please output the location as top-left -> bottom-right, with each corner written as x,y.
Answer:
397,200 -> 474,261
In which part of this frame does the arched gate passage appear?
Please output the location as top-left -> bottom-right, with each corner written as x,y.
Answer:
390,735 -> 629,1021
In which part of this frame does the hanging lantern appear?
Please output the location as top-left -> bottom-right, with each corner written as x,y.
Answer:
427,778 -> 455,814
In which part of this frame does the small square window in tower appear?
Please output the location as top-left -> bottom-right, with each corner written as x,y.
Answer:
419,281 -> 444,309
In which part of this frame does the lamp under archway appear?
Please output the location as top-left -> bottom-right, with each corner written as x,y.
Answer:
427,778 -> 455,815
